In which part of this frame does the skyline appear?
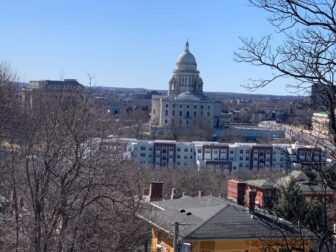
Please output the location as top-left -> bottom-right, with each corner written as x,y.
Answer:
1,0 -> 300,95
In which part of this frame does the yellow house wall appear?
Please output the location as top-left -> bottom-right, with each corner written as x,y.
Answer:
151,228 -> 312,252
151,228 -> 174,252
192,239 -> 312,252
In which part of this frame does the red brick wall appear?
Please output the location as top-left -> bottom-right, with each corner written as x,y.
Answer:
227,180 -> 246,206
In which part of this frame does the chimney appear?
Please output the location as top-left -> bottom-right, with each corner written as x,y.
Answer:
248,190 -> 257,213
171,187 -> 177,200
198,191 -> 204,197
149,182 -> 163,202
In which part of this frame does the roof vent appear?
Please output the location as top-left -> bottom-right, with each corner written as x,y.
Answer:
186,212 -> 192,216
180,209 -> 186,213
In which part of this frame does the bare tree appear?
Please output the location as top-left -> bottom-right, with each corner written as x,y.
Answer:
0,67 -> 149,251
234,1 -> 336,250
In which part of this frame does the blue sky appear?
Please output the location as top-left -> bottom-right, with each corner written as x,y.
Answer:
0,0 -> 294,95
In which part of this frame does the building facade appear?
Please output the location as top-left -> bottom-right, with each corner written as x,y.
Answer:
311,112 -> 331,139
150,41 -> 221,135
123,139 -> 327,171
27,79 -> 84,92
23,79 -> 85,108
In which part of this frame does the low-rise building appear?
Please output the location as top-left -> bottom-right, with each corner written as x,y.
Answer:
139,186 -> 313,252
227,179 -> 276,209
228,170 -> 336,223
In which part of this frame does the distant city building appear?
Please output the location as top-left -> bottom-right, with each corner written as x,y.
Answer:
219,124 -> 285,140
150,41 -> 221,135
122,139 -> 326,171
311,83 -> 336,109
27,79 -> 84,92
23,79 -> 85,108
311,112 -> 331,139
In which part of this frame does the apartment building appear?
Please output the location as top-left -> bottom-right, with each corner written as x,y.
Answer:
288,144 -> 326,168
122,139 -> 327,171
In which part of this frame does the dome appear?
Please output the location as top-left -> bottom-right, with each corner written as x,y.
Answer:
176,52 -> 197,66
176,91 -> 201,101
175,41 -> 197,71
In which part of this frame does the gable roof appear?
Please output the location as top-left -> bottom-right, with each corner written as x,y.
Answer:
139,196 -> 312,240
243,179 -> 275,189
276,170 -> 309,188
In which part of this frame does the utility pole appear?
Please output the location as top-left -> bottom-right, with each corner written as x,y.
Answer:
173,222 -> 179,252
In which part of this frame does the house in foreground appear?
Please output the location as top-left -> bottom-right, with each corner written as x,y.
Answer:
139,183 -> 313,252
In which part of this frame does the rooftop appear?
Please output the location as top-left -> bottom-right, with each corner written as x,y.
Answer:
139,196 -> 312,240
243,179 -> 275,189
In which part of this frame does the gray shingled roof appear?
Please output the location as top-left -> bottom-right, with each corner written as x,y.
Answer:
139,196 -> 312,240
290,170 -> 309,181
243,179 -> 275,188
296,181 -> 334,193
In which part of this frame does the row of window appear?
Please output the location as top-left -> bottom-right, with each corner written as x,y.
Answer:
145,161 -> 285,169
165,104 -> 211,109
164,110 -> 211,117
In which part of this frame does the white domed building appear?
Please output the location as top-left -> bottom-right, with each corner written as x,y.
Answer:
150,41 -> 221,136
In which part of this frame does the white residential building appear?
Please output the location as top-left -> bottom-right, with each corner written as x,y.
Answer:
122,139 -> 327,171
